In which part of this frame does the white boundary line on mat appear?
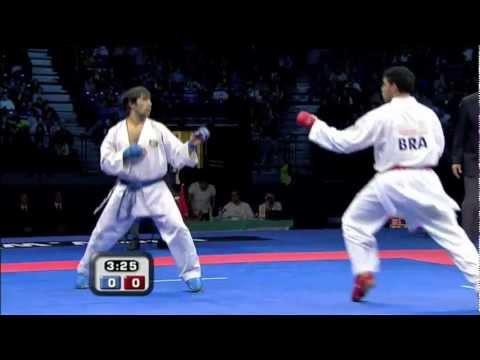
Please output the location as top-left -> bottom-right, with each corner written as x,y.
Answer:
460,285 -> 475,289
154,277 -> 228,283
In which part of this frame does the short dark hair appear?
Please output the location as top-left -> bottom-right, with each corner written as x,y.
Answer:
383,66 -> 415,94
120,86 -> 151,113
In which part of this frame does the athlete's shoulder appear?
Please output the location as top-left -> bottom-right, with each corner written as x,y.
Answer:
360,103 -> 390,121
148,118 -> 169,131
107,119 -> 125,135
115,119 -> 126,128
414,100 -> 438,118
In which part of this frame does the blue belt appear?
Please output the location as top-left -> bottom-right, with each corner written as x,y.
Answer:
117,177 -> 164,220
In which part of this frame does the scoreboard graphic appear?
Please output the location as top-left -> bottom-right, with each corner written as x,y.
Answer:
90,252 -> 154,295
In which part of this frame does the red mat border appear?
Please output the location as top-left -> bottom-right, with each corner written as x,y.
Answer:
0,249 -> 453,273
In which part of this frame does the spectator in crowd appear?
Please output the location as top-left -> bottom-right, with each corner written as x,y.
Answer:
170,67 -> 185,92
51,124 -> 74,169
212,84 -> 229,103
258,129 -> 278,167
0,111 -> 8,146
437,107 -> 451,128
14,193 -> 34,234
258,192 -> 283,220
93,45 -> 109,58
188,171 -> 216,221
221,190 -> 254,220
280,160 -> 293,187
32,85 -> 42,103
3,45 -> 474,184
0,51 -> 80,174
34,116 -> 48,148
87,117 -> 113,145
0,93 -> 15,111
47,191 -> 68,234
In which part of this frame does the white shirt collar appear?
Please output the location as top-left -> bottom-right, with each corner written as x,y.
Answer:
391,95 -> 416,104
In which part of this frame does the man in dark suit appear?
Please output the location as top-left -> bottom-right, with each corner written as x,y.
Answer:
451,92 -> 478,245
48,191 -> 69,235
14,193 -> 35,235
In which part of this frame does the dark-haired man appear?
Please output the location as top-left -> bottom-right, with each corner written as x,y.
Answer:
76,86 -> 209,292
297,67 -> 479,301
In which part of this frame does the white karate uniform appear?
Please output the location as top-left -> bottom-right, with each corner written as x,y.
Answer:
308,96 -> 479,286
77,118 -> 201,281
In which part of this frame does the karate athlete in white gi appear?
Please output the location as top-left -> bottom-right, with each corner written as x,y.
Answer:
76,86 -> 209,292
296,66 -> 479,302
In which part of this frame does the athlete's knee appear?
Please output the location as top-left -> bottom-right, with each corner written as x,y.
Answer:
171,223 -> 191,241
341,211 -> 373,244
341,207 -> 357,230
342,212 -> 358,238
90,227 -> 123,251
160,216 -> 192,243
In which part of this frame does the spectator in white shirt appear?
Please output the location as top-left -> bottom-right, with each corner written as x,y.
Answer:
221,190 -> 254,220
258,193 -> 283,220
188,174 -> 216,221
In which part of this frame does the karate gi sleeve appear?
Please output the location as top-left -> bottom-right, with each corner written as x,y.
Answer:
161,125 -> 199,169
308,110 -> 385,154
